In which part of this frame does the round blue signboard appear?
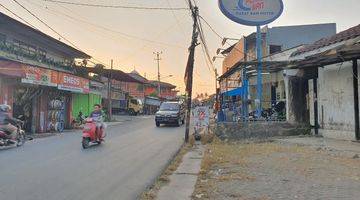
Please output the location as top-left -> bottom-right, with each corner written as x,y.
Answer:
219,0 -> 284,26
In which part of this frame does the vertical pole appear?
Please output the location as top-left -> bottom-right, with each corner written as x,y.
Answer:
256,25 -> 263,118
107,59 -> 113,121
157,53 -> 161,96
242,37 -> 248,122
353,59 -> 360,140
184,1 -> 199,143
215,69 -> 219,112
154,52 -> 162,97
313,78 -> 319,135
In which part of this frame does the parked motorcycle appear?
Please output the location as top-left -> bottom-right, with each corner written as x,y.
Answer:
82,118 -> 106,149
0,120 -> 26,148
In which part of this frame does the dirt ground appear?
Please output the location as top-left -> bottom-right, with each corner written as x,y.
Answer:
193,139 -> 360,200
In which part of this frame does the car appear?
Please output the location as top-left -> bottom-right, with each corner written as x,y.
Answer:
155,101 -> 185,127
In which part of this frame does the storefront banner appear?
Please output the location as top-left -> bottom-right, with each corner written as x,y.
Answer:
58,72 -> 90,94
219,0 -> 284,26
21,66 -> 58,87
194,106 -> 210,128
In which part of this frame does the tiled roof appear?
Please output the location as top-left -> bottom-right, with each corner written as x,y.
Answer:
128,71 -> 149,84
150,81 -> 176,89
292,24 -> 360,56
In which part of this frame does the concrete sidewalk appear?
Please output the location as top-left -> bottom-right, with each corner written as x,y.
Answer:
157,142 -> 204,200
276,136 -> 360,158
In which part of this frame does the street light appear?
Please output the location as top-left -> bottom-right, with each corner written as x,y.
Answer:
216,48 -> 227,55
161,75 -> 173,80
222,37 -> 240,46
212,56 -> 225,62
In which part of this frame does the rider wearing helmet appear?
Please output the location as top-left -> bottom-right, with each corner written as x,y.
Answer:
0,104 -> 20,140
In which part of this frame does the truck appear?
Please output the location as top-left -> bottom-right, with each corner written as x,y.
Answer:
127,97 -> 143,115
112,96 -> 143,115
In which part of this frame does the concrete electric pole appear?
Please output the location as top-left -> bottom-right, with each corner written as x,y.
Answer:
153,51 -> 162,97
184,0 -> 199,143
107,59 -> 113,121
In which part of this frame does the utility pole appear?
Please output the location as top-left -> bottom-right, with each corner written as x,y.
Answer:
153,51 -> 162,97
184,0 -> 199,143
107,59 -> 113,121
215,68 -> 219,112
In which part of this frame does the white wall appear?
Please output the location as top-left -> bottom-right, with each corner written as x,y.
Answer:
317,61 -> 357,140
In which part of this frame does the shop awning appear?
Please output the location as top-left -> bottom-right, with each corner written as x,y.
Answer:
222,80 -> 248,97
0,59 -> 26,77
223,87 -> 243,97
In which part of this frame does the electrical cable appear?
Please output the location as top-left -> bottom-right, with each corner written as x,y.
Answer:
28,0 -> 186,49
165,0 -> 188,39
0,3 -> 38,30
42,0 -> 189,11
12,0 -> 82,51
198,15 -> 254,60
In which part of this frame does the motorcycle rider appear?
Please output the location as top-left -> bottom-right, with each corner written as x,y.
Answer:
89,104 -> 105,140
0,104 -> 20,143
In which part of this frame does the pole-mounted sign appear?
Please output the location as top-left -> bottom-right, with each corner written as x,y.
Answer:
218,0 -> 283,119
218,0 -> 284,26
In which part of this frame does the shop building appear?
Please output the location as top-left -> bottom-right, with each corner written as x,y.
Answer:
0,12 -> 92,134
218,23 -> 337,120
285,24 -> 360,140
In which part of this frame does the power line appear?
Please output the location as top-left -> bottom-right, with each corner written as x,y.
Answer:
11,0 -> 115,69
165,0 -> 188,39
197,17 -> 216,74
43,0 -> 189,11
198,15 -> 257,61
27,0 -> 187,66
12,0 -> 81,50
0,3 -> 38,30
27,0 -> 186,49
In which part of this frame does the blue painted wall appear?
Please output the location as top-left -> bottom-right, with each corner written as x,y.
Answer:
267,23 -> 337,50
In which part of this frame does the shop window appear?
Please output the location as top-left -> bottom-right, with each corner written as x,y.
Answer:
269,45 -> 282,54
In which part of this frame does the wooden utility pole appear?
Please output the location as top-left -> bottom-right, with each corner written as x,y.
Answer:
107,59 -> 113,121
184,0 -> 199,143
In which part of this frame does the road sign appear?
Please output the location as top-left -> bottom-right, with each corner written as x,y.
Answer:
219,0 -> 284,118
194,106 -> 210,128
218,0 -> 284,26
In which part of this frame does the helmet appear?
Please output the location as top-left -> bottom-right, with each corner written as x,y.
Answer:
0,104 -> 11,112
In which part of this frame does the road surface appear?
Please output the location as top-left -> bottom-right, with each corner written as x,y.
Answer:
0,116 -> 185,200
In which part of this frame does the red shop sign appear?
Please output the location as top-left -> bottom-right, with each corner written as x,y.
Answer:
58,72 -> 90,94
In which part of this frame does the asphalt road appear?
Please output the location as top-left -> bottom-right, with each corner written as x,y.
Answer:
0,116 -> 185,200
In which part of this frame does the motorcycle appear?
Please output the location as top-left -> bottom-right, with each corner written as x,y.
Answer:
82,118 -> 106,149
0,120 -> 26,148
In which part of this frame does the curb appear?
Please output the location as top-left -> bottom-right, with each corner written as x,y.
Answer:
138,140 -> 186,199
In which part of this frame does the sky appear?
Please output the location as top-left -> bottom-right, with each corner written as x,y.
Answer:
1,0 -> 360,95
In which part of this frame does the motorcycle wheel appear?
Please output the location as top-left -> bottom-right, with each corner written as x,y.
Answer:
82,137 -> 90,149
16,132 -> 26,147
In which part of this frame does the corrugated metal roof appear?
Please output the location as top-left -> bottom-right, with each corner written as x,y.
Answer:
292,24 -> 360,56
0,12 -> 91,59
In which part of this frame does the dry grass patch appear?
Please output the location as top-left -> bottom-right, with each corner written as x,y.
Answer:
193,139 -> 315,199
193,138 -> 360,199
